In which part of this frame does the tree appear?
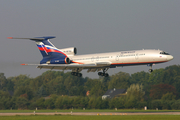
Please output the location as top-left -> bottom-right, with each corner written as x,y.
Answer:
126,84 -> 145,101
36,85 -> 47,97
130,71 -> 149,85
55,96 -> 63,109
171,100 -> 180,110
0,91 -> 12,109
44,98 -> 55,109
0,73 -> 7,90
16,97 -> 29,109
148,68 -> 164,84
14,86 -> 34,100
11,75 -> 31,90
36,97 -> 45,109
150,84 -> 177,99
90,81 -> 106,97
123,84 -> 145,108
150,100 -> 162,109
161,92 -> 176,101
108,72 -> 130,89
6,78 -> 14,91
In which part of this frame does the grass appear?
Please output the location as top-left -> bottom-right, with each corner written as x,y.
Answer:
0,115 -> 180,120
0,109 -> 180,113
1,109 -> 180,113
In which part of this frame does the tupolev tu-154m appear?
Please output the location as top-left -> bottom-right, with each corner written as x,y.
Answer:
8,36 -> 173,77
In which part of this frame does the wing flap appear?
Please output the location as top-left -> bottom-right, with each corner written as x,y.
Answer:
95,62 -> 111,66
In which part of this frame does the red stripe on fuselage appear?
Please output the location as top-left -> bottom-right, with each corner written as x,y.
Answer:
38,46 -> 67,57
111,61 -> 167,65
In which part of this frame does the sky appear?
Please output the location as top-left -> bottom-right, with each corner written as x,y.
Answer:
0,0 -> 179,78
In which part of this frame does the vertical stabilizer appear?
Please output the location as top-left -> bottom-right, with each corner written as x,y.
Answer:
8,36 -> 68,64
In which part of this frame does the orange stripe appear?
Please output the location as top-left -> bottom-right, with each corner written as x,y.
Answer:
72,61 -> 84,64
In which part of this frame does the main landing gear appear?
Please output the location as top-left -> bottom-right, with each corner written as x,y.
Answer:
98,68 -> 109,77
71,72 -> 82,77
71,68 -> 82,77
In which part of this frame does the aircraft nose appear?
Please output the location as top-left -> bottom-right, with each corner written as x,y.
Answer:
167,55 -> 174,61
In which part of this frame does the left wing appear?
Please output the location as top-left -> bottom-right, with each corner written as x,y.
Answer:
21,62 -> 111,72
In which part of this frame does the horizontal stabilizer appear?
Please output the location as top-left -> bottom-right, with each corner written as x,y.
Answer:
7,36 -> 55,41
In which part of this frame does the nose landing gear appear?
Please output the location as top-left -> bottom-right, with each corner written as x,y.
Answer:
148,64 -> 153,73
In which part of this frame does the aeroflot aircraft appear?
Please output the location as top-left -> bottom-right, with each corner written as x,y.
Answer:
8,36 -> 173,77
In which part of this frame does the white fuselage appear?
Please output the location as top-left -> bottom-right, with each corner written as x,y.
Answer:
69,49 -> 173,68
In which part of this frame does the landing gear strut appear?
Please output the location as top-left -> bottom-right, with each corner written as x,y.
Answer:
149,64 -> 153,73
98,68 -> 109,77
71,68 -> 82,77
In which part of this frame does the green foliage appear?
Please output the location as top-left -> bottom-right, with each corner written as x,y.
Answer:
126,84 -> 145,101
90,80 -> 106,97
14,86 -> 34,100
16,97 -> 29,109
161,92 -> 176,101
148,68 -> 164,84
36,97 -> 45,109
161,100 -> 173,110
150,100 -> 162,109
55,96 -> 63,109
1,64 -> 180,110
108,72 -> 130,89
171,100 -> 180,110
0,73 -> 7,90
130,71 -> 149,85
44,98 -> 55,109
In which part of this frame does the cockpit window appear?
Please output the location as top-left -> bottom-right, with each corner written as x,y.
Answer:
160,51 -> 170,55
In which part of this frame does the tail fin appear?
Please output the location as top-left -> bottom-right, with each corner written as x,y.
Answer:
8,36 -> 68,64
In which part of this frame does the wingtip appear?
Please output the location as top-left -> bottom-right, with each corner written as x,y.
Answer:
7,37 -> 13,39
21,64 -> 27,65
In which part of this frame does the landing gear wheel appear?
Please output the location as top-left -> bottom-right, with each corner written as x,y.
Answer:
98,71 -> 109,77
71,72 -> 82,77
71,72 -> 76,75
98,72 -> 102,76
104,73 -> 109,77
75,72 -> 79,76
149,69 -> 153,73
77,73 -> 82,77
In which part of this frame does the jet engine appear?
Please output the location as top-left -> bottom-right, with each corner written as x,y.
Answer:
59,47 -> 77,56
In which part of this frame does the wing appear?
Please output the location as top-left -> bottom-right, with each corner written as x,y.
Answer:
21,62 -> 111,72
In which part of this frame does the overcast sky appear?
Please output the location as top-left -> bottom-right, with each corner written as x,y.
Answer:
0,0 -> 179,78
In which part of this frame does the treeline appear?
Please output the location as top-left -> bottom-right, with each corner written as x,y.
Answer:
0,65 -> 180,110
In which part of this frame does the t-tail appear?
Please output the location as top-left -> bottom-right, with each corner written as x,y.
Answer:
8,36 -> 70,64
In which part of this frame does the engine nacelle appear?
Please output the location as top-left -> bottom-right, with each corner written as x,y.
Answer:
48,57 -> 70,64
59,47 -> 77,56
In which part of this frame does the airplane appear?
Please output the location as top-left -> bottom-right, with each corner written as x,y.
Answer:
8,36 -> 174,77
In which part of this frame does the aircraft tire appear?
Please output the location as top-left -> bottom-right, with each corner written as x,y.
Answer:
149,69 -> 153,73
71,72 -> 76,75
98,72 -> 102,76
77,73 -> 82,77
105,73 -> 109,77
